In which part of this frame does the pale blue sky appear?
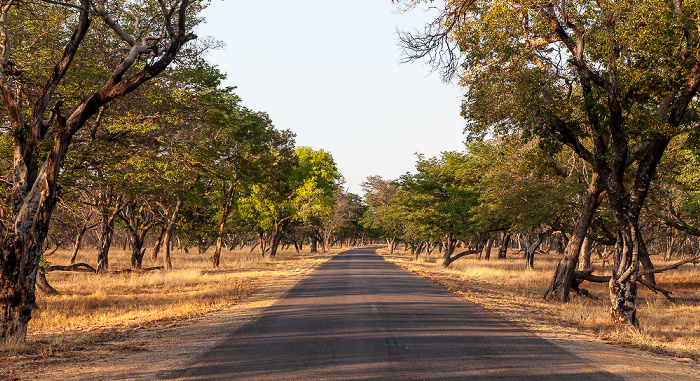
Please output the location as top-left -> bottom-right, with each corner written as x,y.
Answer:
197,1 -> 466,195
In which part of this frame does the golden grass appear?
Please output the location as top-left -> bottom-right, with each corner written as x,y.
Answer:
24,245 -> 345,345
381,247 -> 700,361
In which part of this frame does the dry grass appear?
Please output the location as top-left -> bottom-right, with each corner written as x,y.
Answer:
380,247 -> 700,361
1,245 -> 346,356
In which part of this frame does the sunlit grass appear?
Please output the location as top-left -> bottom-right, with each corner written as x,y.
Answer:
27,245 -> 344,341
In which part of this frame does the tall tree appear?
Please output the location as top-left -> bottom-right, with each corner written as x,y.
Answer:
0,0 -> 201,343
397,0 -> 700,325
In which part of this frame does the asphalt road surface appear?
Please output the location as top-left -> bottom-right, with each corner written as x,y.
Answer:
169,247 -> 620,380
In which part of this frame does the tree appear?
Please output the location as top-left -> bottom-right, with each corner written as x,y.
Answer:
0,0 -> 201,343
397,0 -> 700,325
475,139 -> 586,269
292,147 -> 342,252
361,176 -> 402,254
405,152 -> 483,266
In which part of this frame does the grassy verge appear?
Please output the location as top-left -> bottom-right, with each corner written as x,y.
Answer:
379,248 -> 700,362
2,245 -> 349,356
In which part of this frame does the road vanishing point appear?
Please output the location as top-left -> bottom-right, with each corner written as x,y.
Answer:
169,247 -> 620,380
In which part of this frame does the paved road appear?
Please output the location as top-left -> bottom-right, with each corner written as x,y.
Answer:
169,248 -> 620,380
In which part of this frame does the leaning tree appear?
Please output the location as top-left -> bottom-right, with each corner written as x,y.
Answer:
0,0 -> 202,344
396,0 -> 700,324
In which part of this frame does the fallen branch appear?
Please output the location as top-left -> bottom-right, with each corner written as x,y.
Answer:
637,255 -> 700,277
574,262 -> 687,303
573,269 -> 609,283
448,249 -> 481,262
49,263 -> 97,273
110,266 -> 165,274
637,278 -> 675,302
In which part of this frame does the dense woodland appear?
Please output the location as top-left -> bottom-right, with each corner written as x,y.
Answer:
2,0 -> 700,345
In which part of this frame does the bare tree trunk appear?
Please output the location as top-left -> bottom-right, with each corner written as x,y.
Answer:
637,231 -> 656,285
498,233 -> 511,259
152,226 -> 166,262
483,238 -> 493,260
545,176 -> 602,302
212,182 -> 236,268
259,231 -> 267,257
577,236 -> 593,271
96,196 -> 122,272
130,239 -> 146,269
386,238 -> 396,254
69,225 -> 89,264
665,235 -> 675,260
269,233 -> 282,258
310,236 -> 318,253
442,235 -> 458,267
523,228 -> 546,270
163,199 -> 182,270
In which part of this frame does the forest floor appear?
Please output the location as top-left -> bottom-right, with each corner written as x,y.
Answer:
378,247 -> 700,372
1,246 -> 699,380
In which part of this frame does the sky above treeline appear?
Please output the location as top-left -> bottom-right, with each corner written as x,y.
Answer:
197,0 -> 467,195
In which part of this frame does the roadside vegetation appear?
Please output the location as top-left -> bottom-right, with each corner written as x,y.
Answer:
2,246 -> 347,357
379,248 -> 700,361
0,1 -> 375,346
364,0 -> 700,336
2,0 -> 700,373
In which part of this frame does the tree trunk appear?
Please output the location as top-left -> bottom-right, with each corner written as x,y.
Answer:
310,236 -> 318,253
96,226 -> 114,272
130,237 -> 146,269
69,225 -> 89,264
151,226 -> 166,262
259,231 -> 267,257
441,235 -> 458,267
163,199 -> 182,270
322,229 -> 331,253
119,203 -> 156,270
96,193 -> 122,272
577,237 -> 593,271
498,233 -> 511,259
523,229 -> 546,270
665,235 -> 675,260
636,230 -> 656,285
608,218 -> 640,325
269,233 -> 282,258
36,272 -> 59,296
545,176 -> 602,302
483,238 -> 493,260
212,182 -> 236,268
